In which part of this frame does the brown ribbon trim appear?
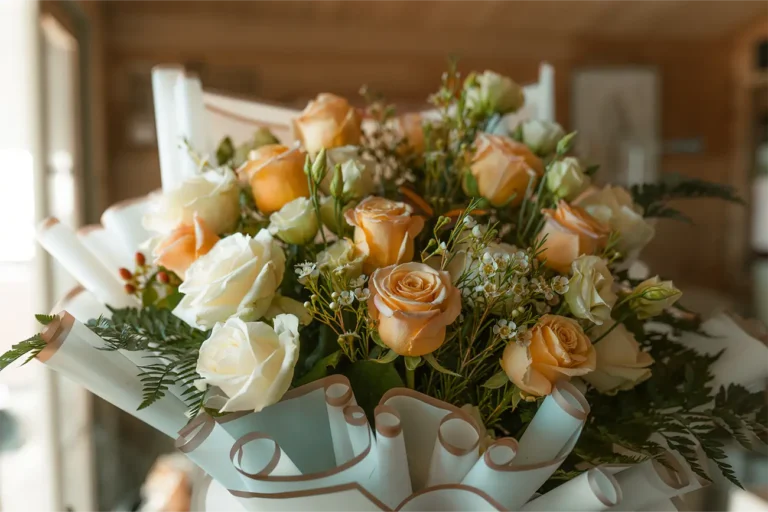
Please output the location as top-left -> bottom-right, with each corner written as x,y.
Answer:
227,481 -> 389,510
75,224 -> 104,236
229,432 -> 281,479
175,413 -> 215,453
51,286 -> 85,315
551,380 -> 590,420
374,405 -> 402,439
37,312 -> 75,362
587,467 -> 622,507
482,437 -> 519,469
343,405 -> 368,427
326,382 -> 354,408
38,217 -> 60,231
436,412 -> 480,457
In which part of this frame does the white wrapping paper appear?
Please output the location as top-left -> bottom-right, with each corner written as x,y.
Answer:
37,312 -> 188,437
424,413 -> 480,486
152,65 -> 186,192
522,467 -> 622,511
51,286 -> 110,323
604,455 -> 690,511
174,73 -> 210,179
373,406 -> 412,508
77,224 -> 133,273
100,196 -> 153,259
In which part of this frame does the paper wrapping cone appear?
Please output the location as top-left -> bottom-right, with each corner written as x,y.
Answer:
100,196 -> 153,258
424,412 -> 480,486
460,381 -> 590,510
522,467 -> 622,511
37,312 -> 188,437
174,73 -> 210,179
37,218 -> 136,308
603,454 -> 690,511
373,406 -> 412,508
77,224 -> 133,274
51,286 -> 110,323
153,66 -> 187,193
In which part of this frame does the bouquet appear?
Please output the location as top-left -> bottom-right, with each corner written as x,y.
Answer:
2,64 -> 765,511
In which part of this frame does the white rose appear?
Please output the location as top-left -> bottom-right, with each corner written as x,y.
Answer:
173,230 -> 285,329
521,119 -> 565,155
196,315 -> 299,412
629,276 -> 682,319
578,185 -> 655,255
546,157 -> 591,200
466,71 -> 524,115
320,146 -> 375,200
583,321 -> 654,394
143,169 -> 240,234
268,197 -> 319,245
316,238 -> 365,278
565,255 -> 618,325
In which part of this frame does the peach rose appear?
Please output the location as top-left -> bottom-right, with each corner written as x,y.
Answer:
293,93 -> 362,154
153,215 -> 219,279
345,197 -> 425,274
536,201 -> 611,274
393,113 -> 426,154
238,144 -> 310,214
501,315 -> 596,397
369,262 -> 461,356
465,134 -> 544,207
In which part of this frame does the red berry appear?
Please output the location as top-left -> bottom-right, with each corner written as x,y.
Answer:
157,271 -> 169,284
118,268 -> 132,280
124,284 -> 136,294
135,252 -> 146,266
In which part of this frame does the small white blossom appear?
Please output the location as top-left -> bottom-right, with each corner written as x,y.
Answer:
493,319 -> 517,339
493,251 -> 512,270
331,291 -> 340,300
478,281 -> 498,297
551,276 -> 570,295
354,287 -> 370,301
516,327 -> 533,347
434,241 -> 448,255
295,262 -> 319,282
471,225 -> 483,238
329,302 -> 338,310
463,215 -> 478,229
479,252 -> 499,278
338,291 -> 354,306
350,275 -> 367,288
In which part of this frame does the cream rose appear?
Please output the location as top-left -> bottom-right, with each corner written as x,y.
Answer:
316,238 -> 365,278
536,201 -> 611,274
153,214 -> 219,279
466,71 -> 525,114
173,230 -> 286,330
546,157 -> 591,200
501,315 -> 596,397
143,169 -> 240,235
629,276 -> 682,319
583,321 -> 654,394
369,262 -> 461,356
565,255 -> 617,325
521,119 -> 565,156
293,93 -> 362,154
321,146 -> 375,200
268,197 -> 319,245
466,133 -> 544,207
345,196 -> 425,274
196,315 -> 299,412
577,185 -> 655,256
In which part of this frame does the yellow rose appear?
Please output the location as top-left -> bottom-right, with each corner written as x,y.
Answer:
344,196 -> 425,274
466,134 -> 544,207
536,201 -> 611,274
583,321 -> 654,394
238,144 -> 309,215
153,214 -> 219,279
501,315 -> 596,397
293,93 -> 362,154
368,262 -> 461,356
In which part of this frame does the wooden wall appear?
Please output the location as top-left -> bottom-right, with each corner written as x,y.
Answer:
93,1 -> 766,300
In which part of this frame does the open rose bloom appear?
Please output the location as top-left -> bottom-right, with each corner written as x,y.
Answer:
8,64 -> 762,512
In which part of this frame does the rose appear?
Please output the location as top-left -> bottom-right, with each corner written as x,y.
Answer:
582,321 -> 653,394
392,113 -> 426,154
536,201 -> 611,274
316,238 -> 365,278
143,170 -> 240,235
521,119 -> 565,156
465,134 -> 544,207
368,262 -> 461,356
196,315 -> 299,412
501,314 -> 596,397
577,185 -> 655,256
152,214 -> 219,279
293,93 -> 362,154
345,196 -> 425,273
465,71 -> 524,114
173,230 -> 286,330
565,255 -> 617,325
629,276 -> 682,319
320,146 -> 375,200
268,197 -> 319,245
546,157 -> 591,200
238,144 -> 309,215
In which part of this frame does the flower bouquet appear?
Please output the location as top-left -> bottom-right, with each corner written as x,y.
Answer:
2,64 -> 766,511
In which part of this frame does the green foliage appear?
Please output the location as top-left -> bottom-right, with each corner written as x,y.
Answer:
0,334 -> 47,371
35,314 -> 56,326
343,360 -> 404,420
631,173 -> 743,222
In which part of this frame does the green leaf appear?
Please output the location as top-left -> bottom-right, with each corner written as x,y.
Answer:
142,286 -> 159,307
423,353 -> 460,377
404,355 -> 422,371
585,164 -> 600,176
0,334 -> 46,371
556,131 -> 577,155
294,350 -> 343,386
510,386 -> 523,411
215,136 -> 235,166
482,371 -> 509,389
370,330 -> 388,349
156,292 -> 184,310
35,314 -> 56,326
462,171 -> 480,197
342,360 -> 404,420
370,349 -> 398,365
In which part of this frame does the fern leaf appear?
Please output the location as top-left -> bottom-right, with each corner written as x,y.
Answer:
0,334 -> 47,371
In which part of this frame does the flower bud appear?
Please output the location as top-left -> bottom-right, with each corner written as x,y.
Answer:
135,252 -> 146,266
546,157 -> 590,200
311,148 -> 328,183
268,197 -> 319,245
629,276 -> 682,319
330,164 -> 345,199
124,284 -> 137,295
465,70 -> 524,115
118,268 -> 132,280
521,119 -> 565,156
157,271 -> 170,284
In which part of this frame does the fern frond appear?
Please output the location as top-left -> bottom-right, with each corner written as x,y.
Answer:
0,334 -> 47,371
